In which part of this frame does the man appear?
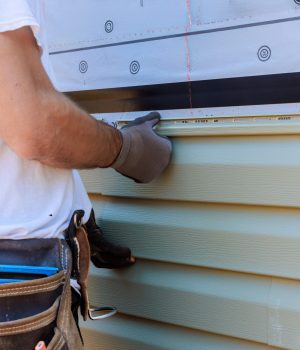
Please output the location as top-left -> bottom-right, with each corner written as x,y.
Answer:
0,1 -> 172,349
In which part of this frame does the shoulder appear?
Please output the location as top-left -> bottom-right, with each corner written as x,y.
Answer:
0,0 -> 40,42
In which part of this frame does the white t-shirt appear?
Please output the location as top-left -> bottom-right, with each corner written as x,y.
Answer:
0,0 -> 92,239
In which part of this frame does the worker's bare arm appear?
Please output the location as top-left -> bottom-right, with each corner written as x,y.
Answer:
0,26 -> 122,168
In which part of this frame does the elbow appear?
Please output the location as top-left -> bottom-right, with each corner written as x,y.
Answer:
12,136 -> 45,162
0,85 -> 60,162
16,142 -> 42,161
6,109 -> 53,162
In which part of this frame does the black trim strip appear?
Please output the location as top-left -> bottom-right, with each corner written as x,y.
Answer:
50,16 -> 300,55
65,72 -> 300,114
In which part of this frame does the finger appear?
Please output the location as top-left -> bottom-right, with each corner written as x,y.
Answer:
143,112 -> 161,127
122,112 -> 161,129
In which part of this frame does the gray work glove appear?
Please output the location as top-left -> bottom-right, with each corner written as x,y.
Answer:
112,112 -> 172,183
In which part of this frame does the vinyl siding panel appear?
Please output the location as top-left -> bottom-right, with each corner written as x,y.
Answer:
80,135 -> 300,207
81,315 -> 285,350
80,131 -> 300,350
90,197 -> 300,279
84,262 -> 300,349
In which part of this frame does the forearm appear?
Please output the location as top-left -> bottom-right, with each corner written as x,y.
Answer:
0,27 -> 172,182
28,90 -> 122,169
0,27 -> 122,169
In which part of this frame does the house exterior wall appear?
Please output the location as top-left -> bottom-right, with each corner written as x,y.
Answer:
79,120 -> 300,350
44,1 -> 300,348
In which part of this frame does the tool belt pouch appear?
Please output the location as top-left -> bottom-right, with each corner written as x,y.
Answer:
0,238 -> 83,350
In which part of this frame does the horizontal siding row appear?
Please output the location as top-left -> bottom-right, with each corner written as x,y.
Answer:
157,121 -> 300,137
85,261 -> 300,349
80,132 -> 300,349
81,315 -> 286,350
80,135 -> 300,207
91,197 -> 300,279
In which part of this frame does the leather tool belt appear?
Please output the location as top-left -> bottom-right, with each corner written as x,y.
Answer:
0,210 -> 99,350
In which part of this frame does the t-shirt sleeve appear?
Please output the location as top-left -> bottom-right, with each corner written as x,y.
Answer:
0,0 -> 39,35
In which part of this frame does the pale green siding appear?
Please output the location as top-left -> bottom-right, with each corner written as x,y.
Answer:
80,129 -> 300,349
81,135 -> 300,207
82,316 -> 285,350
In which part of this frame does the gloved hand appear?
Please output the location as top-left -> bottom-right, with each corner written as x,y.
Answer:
112,112 -> 172,183
85,209 -> 135,269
